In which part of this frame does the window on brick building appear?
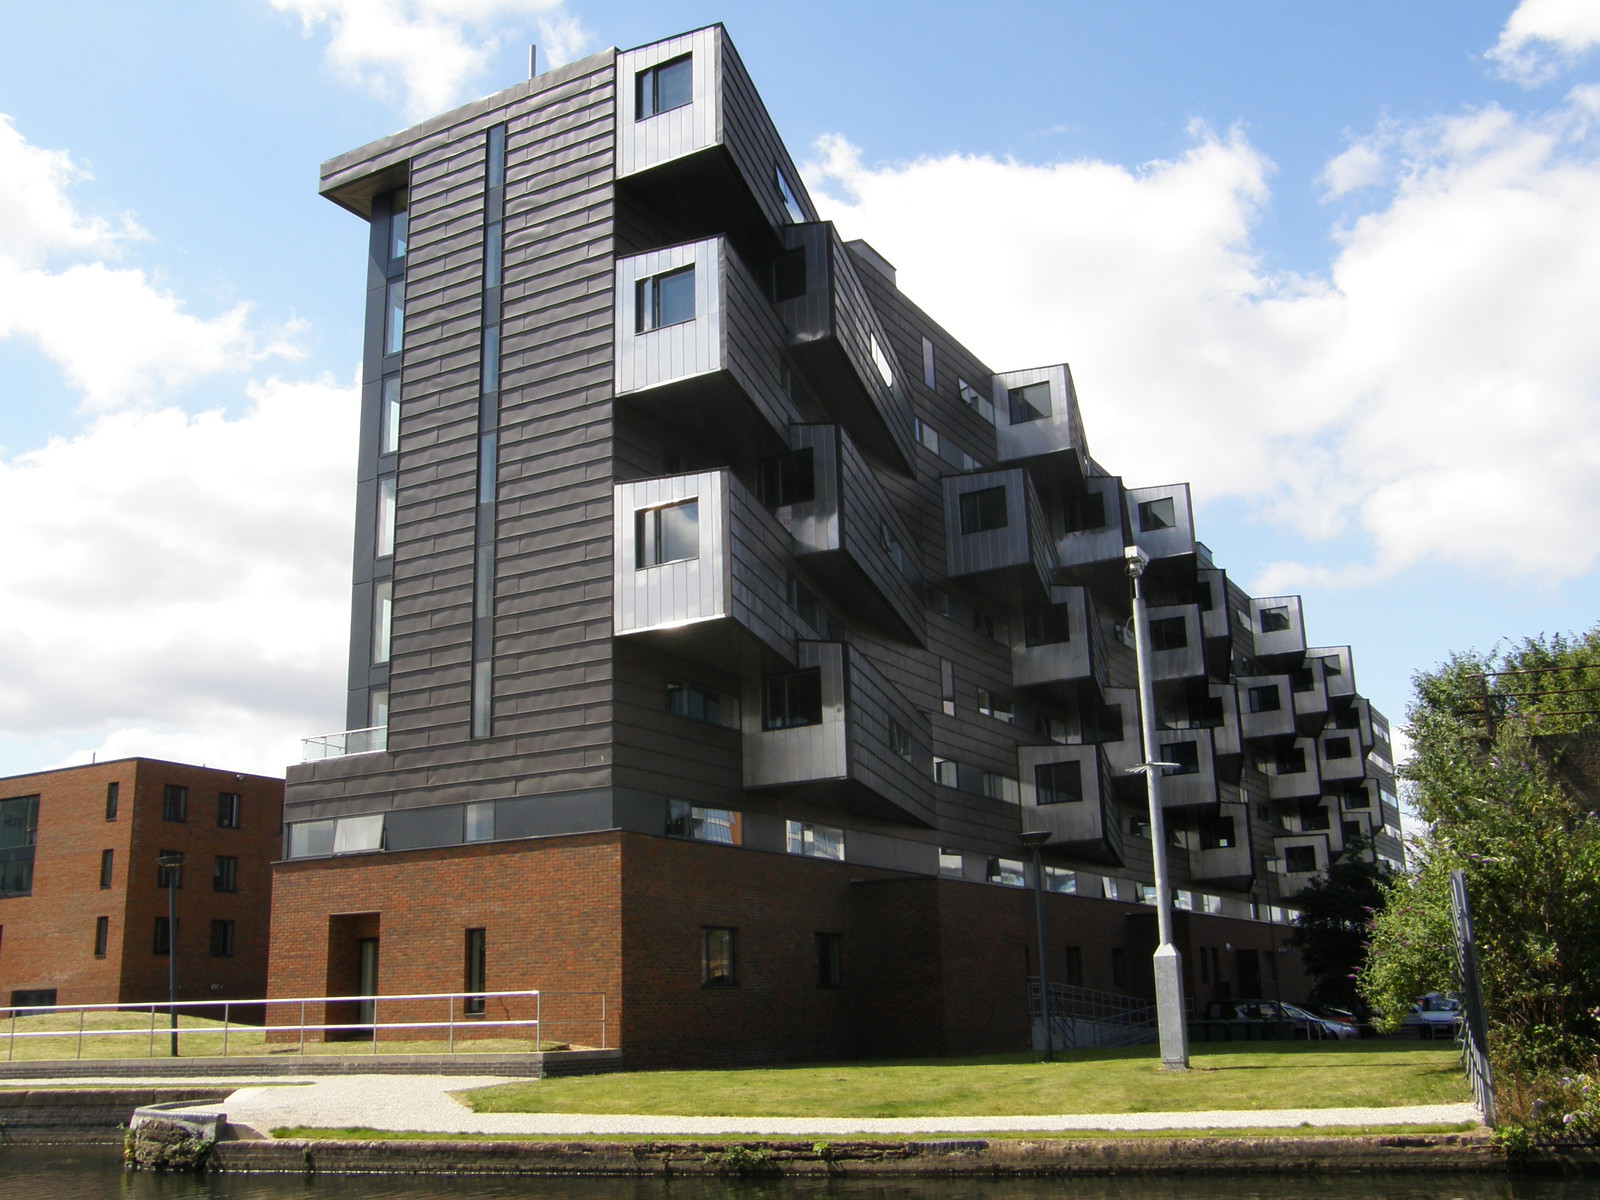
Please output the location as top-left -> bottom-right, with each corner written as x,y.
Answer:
100,849 -> 114,889
105,782 -> 119,821
153,917 -> 174,956
1111,947 -> 1128,987
464,928 -> 487,1015
213,855 -> 237,893
161,784 -> 188,823
94,916 -> 109,959
217,792 -> 241,829
702,926 -> 736,987
209,919 -> 234,958
815,932 -> 843,988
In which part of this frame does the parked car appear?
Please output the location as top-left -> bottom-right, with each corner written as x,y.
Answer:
1315,1004 -> 1379,1038
1401,993 -> 1463,1039
1201,999 -> 1359,1040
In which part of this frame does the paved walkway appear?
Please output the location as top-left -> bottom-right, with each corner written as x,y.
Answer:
10,1073 -> 1483,1138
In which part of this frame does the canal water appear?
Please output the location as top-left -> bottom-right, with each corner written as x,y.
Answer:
2,1145 -> 1595,1200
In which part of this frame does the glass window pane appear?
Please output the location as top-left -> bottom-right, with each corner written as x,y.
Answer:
372,580 -> 392,664
657,499 -> 699,564
481,325 -> 500,394
656,266 -> 695,328
288,819 -> 336,858
388,206 -> 408,261
1139,497 -> 1176,531
333,813 -> 385,854
484,221 -> 502,288
656,56 -> 693,113
1007,381 -> 1050,423
380,375 -> 401,455
376,474 -> 397,557
385,279 -> 405,356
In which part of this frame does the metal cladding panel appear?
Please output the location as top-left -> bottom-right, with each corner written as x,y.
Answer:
1197,568 -> 1229,642
1127,483 -> 1196,561
943,468 -> 1054,597
613,471 -> 730,634
719,240 -> 805,437
1207,682 -> 1243,758
743,640 -> 849,788
1153,729 -> 1220,809
1308,645 -> 1357,699
842,643 -> 936,827
831,427 -> 925,641
1237,674 -> 1296,741
1013,586 -> 1102,691
726,479 -> 812,663
776,424 -> 843,554
1146,603 -> 1206,682
616,29 -> 721,177
993,364 -> 1089,474
1274,832 -> 1331,894
1101,687 -> 1142,776
717,30 -> 821,233
614,239 -> 723,394
1267,738 -> 1323,801
1292,658 -> 1330,720
1318,729 -> 1367,782
1059,474 -> 1130,568
1251,595 -> 1307,660
1017,744 -> 1123,863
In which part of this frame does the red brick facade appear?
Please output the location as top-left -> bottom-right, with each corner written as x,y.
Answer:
0,759 -> 283,1010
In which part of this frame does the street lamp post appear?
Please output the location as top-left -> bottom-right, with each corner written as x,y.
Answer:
1020,829 -> 1053,1061
157,853 -> 183,1057
1125,545 -> 1190,1071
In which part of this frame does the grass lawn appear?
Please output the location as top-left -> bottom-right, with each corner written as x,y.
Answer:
464,1042 -> 1468,1118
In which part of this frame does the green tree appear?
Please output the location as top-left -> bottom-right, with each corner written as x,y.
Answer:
1287,834 -> 1390,1010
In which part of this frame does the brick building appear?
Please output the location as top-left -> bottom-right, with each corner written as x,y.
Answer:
272,26 -> 1401,1065
0,759 -> 282,1011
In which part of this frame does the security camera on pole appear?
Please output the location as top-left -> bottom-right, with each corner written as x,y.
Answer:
1124,544 -> 1190,1071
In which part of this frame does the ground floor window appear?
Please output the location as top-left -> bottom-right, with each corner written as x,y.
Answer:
702,927 -> 736,987
815,932 -> 843,988
465,927 -> 487,1014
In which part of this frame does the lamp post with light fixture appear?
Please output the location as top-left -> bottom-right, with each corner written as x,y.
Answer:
156,853 -> 184,1057
1124,545 -> 1190,1070
1019,829 -> 1053,1061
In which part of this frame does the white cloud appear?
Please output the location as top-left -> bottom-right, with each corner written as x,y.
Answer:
271,0 -> 593,121
0,375 -> 358,778
804,91 -> 1600,589
1489,0 -> 1600,85
0,117 -> 301,413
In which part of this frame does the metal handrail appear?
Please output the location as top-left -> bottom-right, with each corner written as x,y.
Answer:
3,989 -> 608,1060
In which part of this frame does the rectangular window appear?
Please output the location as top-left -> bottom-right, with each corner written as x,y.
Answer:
1291,666 -> 1316,693
1324,736 -> 1353,759
1277,746 -> 1309,776
153,916 -> 173,956
986,857 -> 1025,887
976,688 -> 1014,725
332,814 -> 386,854
1198,814 -> 1236,850
938,848 -> 963,878
156,852 -> 183,889
869,335 -> 895,387
1342,785 -> 1371,811
636,265 -> 695,332
105,782 -> 119,821
1139,884 -> 1158,905
637,55 -> 692,119
921,336 -> 936,390
702,926 -> 736,986
982,772 -> 1019,804
940,659 -> 956,717
1149,616 -> 1189,652
94,916 -> 109,959
888,718 -> 912,759
216,790 -> 242,829
1064,945 -> 1083,986
785,819 -> 845,860
1343,820 -> 1363,845
667,799 -> 742,845
161,785 -> 187,823
1102,877 -> 1120,901
480,324 -> 500,394
100,848 -> 114,889
959,486 -> 1008,534
384,278 -> 405,356
756,449 -> 814,508
1160,740 -> 1201,776
1175,889 -> 1194,911
816,932 -> 843,988
465,927 -> 487,1014
958,378 -> 992,420
1138,497 -> 1176,531
666,680 -> 738,729
213,855 -> 237,893
762,669 -> 822,730
484,220 -> 503,287
1064,491 -> 1107,533
209,919 -> 234,958
376,473 -> 397,558
1007,381 -> 1050,423
1045,868 -> 1077,896
486,124 -> 506,187
775,166 -> 804,223
1035,761 -> 1083,805
387,200 -> 408,262
1298,799 -> 1330,830
765,245 -> 807,301
1258,606 -> 1293,633
636,499 -> 699,567
1203,894 -> 1223,915
464,801 -> 495,842
881,523 -> 911,578
786,573 -> 834,638
932,757 -> 957,787
1248,684 -> 1282,713
372,579 -> 393,664
1284,846 -> 1318,874
1024,603 -> 1072,646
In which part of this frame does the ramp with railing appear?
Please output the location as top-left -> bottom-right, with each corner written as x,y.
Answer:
1028,978 -> 1158,1050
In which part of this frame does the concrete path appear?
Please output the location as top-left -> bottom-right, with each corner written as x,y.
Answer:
9,1073 -> 1483,1138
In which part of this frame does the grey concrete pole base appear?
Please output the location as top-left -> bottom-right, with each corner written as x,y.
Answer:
1154,942 -> 1190,1070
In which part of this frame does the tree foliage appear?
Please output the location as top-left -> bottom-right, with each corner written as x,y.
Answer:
1359,628 -> 1600,1090
1287,834 -> 1391,1010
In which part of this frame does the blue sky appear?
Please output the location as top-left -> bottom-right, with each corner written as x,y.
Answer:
1,0 -> 1597,781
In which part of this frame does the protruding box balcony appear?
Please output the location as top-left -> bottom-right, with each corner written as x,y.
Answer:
1196,567 -> 1231,674
1250,595 -> 1307,663
1328,696 -> 1376,756
1099,687 -> 1143,780
1056,474 -> 1132,604
1165,683 -> 1241,781
615,238 -> 799,460
1307,645 -> 1356,699
1018,744 -> 1124,866
617,28 -> 816,260
1317,727 -> 1367,784
1153,729 -> 1220,809
1266,738 -> 1322,801
762,424 -> 925,646
1237,675 -> 1295,741
1145,603 -> 1206,682
1013,585 -> 1107,703
1272,834 -> 1331,896
993,364 -> 1090,491
1290,657 -> 1330,734
773,222 -> 917,473
1126,483 -> 1196,562
944,469 -> 1057,604
614,471 -> 817,668
1190,803 -> 1254,887
743,640 -> 935,827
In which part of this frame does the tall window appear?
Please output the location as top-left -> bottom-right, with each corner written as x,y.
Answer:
702,926 -> 736,987
384,278 -> 405,356
762,668 -> 822,730
161,785 -> 188,822
921,336 -> 936,390
373,579 -> 393,664
105,782 -> 119,821
1064,945 -> 1083,986
637,55 -> 692,118
958,486 -> 1008,534
376,474 -> 397,558
153,917 -> 173,956
94,916 -> 109,959
1007,381 -> 1050,423
100,848 -> 114,889
816,932 -> 843,988
465,928 -> 487,1014
213,855 -> 237,893
636,265 -> 695,332
217,791 -> 241,829
387,196 -> 409,261
775,166 -> 804,223
636,499 -> 699,567
1035,761 -> 1083,805
209,919 -> 234,958
0,794 -> 38,897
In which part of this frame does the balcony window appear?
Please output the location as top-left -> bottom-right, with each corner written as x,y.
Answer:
1149,616 -> 1189,652
1248,685 -> 1282,713
1277,746 -> 1309,776
636,265 -> 695,332
1035,760 -> 1083,805
786,819 -> 844,860
1007,381 -> 1050,424
1259,606 -> 1292,633
1065,491 -> 1106,533
637,55 -> 692,118
959,486 -> 1008,534
986,857 -> 1025,887
1159,740 -> 1201,776
1198,814 -> 1236,850
762,668 -> 822,730
1024,603 -> 1072,646
1138,497 -> 1175,532
756,450 -> 814,510
1299,799 -> 1331,830
701,926 -> 736,987
636,499 -> 699,567
1284,846 -> 1317,874
1324,736 -> 1354,759
668,799 -> 742,845
667,680 -> 738,728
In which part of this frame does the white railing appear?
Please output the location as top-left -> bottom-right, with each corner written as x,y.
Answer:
301,725 -> 388,761
1,989 -> 607,1060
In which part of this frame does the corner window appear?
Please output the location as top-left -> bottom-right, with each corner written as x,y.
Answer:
815,932 -> 843,988
775,165 -> 804,223
1007,381 -> 1050,424
959,486 -> 1008,534
209,919 -> 234,958
1035,761 -> 1083,805
637,55 -> 692,119
986,857 -> 1025,887
702,926 -> 736,986
1160,740 -> 1201,776
217,792 -> 241,829
786,819 -> 844,860
161,785 -> 188,823
756,449 -> 814,508
1149,616 -> 1189,652
636,265 -> 696,332
213,855 -> 237,893
762,668 -> 822,730
667,799 -> 742,845
1259,606 -> 1292,633
1138,497 -> 1175,532
1248,685 -> 1282,714
636,499 -> 699,567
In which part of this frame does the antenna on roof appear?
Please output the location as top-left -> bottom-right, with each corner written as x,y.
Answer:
529,44 -> 538,78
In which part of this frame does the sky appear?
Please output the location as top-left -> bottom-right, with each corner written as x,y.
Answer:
1,0 -> 1597,785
